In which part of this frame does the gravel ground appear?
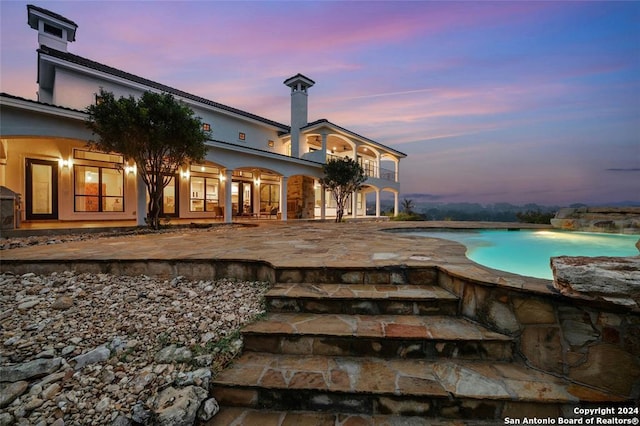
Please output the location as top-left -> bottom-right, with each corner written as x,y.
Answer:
0,264 -> 270,424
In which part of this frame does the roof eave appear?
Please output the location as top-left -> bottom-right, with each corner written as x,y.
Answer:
301,119 -> 407,158
37,46 -> 290,131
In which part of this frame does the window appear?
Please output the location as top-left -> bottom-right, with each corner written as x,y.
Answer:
260,183 -> 279,213
74,165 -> 124,212
232,170 -> 253,178
190,176 -> 219,212
74,149 -> 123,164
190,164 -> 219,175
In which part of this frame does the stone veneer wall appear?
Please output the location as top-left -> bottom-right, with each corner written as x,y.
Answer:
286,176 -> 316,219
437,270 -> 640,399
551,206 -> 640,234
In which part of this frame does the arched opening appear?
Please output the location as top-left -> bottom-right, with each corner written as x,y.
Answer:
229,167 -> 283,218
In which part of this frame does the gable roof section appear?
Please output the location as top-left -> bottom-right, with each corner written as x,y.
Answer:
301,118 -> 406,158
38,45 -> 290,131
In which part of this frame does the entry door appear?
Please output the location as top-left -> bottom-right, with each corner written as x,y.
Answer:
231,181 -> 252,215
25,159 -> 59,220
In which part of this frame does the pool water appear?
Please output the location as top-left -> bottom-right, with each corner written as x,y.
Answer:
407,229 -> 639,280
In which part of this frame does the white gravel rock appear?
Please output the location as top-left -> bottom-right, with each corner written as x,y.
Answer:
0,270 -> 269,425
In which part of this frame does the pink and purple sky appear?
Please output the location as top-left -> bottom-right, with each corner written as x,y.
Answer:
1,1 -> 639,206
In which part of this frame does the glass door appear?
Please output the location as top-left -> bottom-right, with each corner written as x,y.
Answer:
231,181 -> 252,216
25,159 -> 58,220
161,175 -> 178,217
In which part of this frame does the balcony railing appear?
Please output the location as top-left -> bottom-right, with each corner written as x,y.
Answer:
325,155 -> 397,183
379,167 -> 396,182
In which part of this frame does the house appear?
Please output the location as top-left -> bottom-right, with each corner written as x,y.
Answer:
0,5 -> 405,227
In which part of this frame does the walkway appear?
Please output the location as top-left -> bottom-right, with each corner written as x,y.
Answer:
1,220 -> 552,294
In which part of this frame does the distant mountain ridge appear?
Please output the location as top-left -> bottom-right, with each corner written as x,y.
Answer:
370,198 -> 640,222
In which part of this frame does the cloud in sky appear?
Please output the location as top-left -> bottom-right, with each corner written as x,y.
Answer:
1,0 -> 638,206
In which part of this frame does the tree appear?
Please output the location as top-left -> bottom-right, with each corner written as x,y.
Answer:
86,89 -> 207,229
401,198 -> 415,215
320,157 -> 366,223
516,210 -> 555,224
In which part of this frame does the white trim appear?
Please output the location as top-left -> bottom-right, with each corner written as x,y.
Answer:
0,95 -> 86,121
205,140 -> 322,168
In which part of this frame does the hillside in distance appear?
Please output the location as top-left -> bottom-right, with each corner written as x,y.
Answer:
372,199 -> 640,222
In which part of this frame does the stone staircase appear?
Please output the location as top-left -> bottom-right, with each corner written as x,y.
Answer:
207,271 -> 617,425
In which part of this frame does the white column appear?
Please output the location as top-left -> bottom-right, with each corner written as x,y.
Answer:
321,132 -> 328,163
224,169 -> 233,223
351,191 -> 357,219
254,177 -> 261,216
136,172 -> 146,226
280,176 -> 288,221
394,192 -> 399,216
320,182 -> 326,220
375,189 -> 381,217
352,142 -> 359,217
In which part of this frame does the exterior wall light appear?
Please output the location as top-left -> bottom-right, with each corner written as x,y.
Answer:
125,164 -> 136,175
181,169 -> 190,179
59,158 -> 72,168
267,140 -> 274,148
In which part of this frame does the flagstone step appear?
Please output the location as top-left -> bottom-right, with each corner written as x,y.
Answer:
211,353 -> 619,418
242,313 -> 513,360
203,407 -> 500,425
266,283 -> 459,315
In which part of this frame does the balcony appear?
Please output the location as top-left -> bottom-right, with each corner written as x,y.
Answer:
322,154 -> 398,184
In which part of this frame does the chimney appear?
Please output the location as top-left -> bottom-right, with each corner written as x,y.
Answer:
283,74 -> 315,158
27,4 -> 78,52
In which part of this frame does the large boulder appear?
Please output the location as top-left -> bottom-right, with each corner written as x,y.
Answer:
551,256 -> 640,307
154,385 -> 208,426
550,207 -> 640,233
0,358 -> 61,382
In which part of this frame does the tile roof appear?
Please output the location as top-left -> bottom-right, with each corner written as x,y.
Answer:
37,45 -> 290,131
0,92 -> 85,115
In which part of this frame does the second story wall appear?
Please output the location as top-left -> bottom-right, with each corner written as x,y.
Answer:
49,65 -> 288,155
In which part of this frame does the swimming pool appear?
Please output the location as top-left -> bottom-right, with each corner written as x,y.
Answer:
404,229 -> 639,280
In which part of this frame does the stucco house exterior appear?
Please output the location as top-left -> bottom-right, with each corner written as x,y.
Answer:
0,5 -> 405,227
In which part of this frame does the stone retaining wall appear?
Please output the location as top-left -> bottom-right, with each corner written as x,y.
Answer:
438,269 -> 640,400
